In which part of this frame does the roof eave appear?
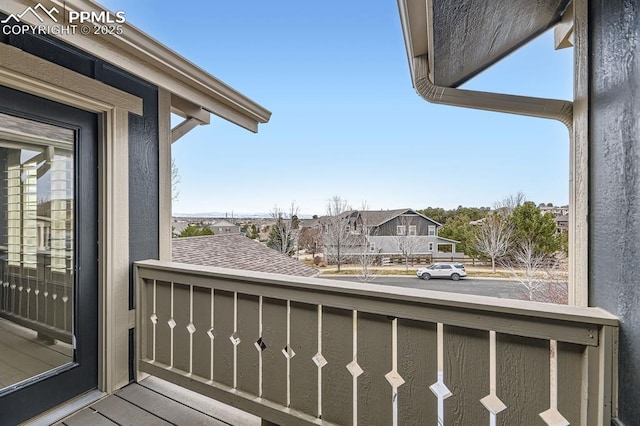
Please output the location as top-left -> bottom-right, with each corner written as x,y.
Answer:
2,0 -> 271,132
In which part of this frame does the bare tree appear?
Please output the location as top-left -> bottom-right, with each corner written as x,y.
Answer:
496,191 -> 526,216
502,237 -> 567,303
474,211 -> 512,272
266,202 -> 299,256
356,214 -> 377,282
393,215 -> 421,272
171,157 -> 181,202
322,196 -> 355,272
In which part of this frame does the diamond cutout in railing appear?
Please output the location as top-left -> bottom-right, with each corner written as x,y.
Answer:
385,370 -> 406,389
207,328 -> 217,340
18,286 -> 23,292
282,345 -> 296,359
230,332 -> 241,346
346,360 -> 364,378
480,394 -> 507,415
312,353 -> 328,368
187,322 -> 196,334
62,295 -> 68,303
26,287 -> 31,294
43,291 -> 48,298
52,294 -> 58,300
539,408 -> 570,426
34,289 -> 40,296
150,314 -> 158,325
429,380 -> 452,400
168,318 -> 176,329
10,284 -> 16,290
254,337 -> 267,351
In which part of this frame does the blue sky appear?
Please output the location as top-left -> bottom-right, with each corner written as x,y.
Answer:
101,1 -> 573,216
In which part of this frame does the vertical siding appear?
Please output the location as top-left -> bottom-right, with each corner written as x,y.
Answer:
172,283 -> 191,373
397,319 -> 438,425
289,302 -> 319,417
357,312 -> 393,426
154,281 -> 172,367
213,290 -> 234,387
261,297 -> 287,406
556,342 -> 584,425
322,307 -> 353,425
589,0 -> 640,422
375,214 -> 438,237
191,286 -> 212,379
236,294 -> 259,395
495,333 -> 549,425
443,326 -> 490,425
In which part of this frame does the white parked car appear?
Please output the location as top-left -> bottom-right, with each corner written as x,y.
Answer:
416,263 -> 467,281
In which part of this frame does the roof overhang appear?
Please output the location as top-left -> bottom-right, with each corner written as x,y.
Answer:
399,0 -> 572,88
397,0 -> 574,129
1,0 -> 271,133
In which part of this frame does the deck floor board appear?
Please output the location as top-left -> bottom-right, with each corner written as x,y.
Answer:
60,407 -> 118,426
115,382 -> 226,425
58,377 -> 261,426
89,394 -> 174,426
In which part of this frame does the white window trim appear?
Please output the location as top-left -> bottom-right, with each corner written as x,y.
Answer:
428,225 -> 436,236
409,225 -> 417,236
397,225 -> 406,235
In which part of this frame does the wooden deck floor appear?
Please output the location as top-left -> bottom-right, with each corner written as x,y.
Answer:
56,376 -> 261,426
0,317 -> 72,390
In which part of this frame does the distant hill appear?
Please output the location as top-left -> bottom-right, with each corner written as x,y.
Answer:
174,212 -> 314,219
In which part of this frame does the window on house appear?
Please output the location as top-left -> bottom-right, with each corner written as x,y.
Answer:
428,242 -> 434,251
369,242 -> 375,251
396,225 -> 406,235
428,225 -> 436,236
409,225 -> 417,236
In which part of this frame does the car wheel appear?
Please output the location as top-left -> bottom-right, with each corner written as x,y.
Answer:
451,273 -> 460,281
421,272 -> 431,280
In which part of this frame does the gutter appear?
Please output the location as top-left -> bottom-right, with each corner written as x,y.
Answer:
397,0 -> 573,130
412,55 -> 573,130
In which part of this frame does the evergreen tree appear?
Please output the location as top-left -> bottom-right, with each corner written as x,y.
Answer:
178,224 -> 214,238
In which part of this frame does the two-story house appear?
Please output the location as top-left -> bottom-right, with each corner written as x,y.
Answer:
323,208 -> 461,259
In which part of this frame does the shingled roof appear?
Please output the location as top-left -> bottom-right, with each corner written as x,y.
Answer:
172,234 -> 319,277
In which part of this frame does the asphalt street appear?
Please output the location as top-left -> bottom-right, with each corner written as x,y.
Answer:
321,275 -> 530,300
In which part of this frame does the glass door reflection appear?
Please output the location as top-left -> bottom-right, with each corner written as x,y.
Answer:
0,112 -> 74,393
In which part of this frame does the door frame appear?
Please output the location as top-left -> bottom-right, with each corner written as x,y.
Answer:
0,84 -> 99,424
0,43 -> 142,401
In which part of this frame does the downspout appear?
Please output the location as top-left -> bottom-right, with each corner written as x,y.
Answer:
412,55 -> 573,131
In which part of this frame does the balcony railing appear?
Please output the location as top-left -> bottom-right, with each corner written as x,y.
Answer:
135,260 -> 618,425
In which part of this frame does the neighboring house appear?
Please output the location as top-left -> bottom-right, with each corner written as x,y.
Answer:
171,220 -> 189,237
0,1 -> 270,423
555,214 -> 569,234
318,208 -> 462,259
208,219 -> 241,234
172,234 -> 318,277
540,204 -> 569,217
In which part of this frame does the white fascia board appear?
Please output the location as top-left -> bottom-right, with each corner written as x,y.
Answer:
397,0 -> 430,86
2,0 -> 271,132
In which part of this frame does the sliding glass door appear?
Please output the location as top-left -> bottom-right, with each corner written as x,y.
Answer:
0,86 -> 98,424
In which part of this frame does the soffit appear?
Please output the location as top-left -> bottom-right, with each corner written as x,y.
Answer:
402,0 -> 571,87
